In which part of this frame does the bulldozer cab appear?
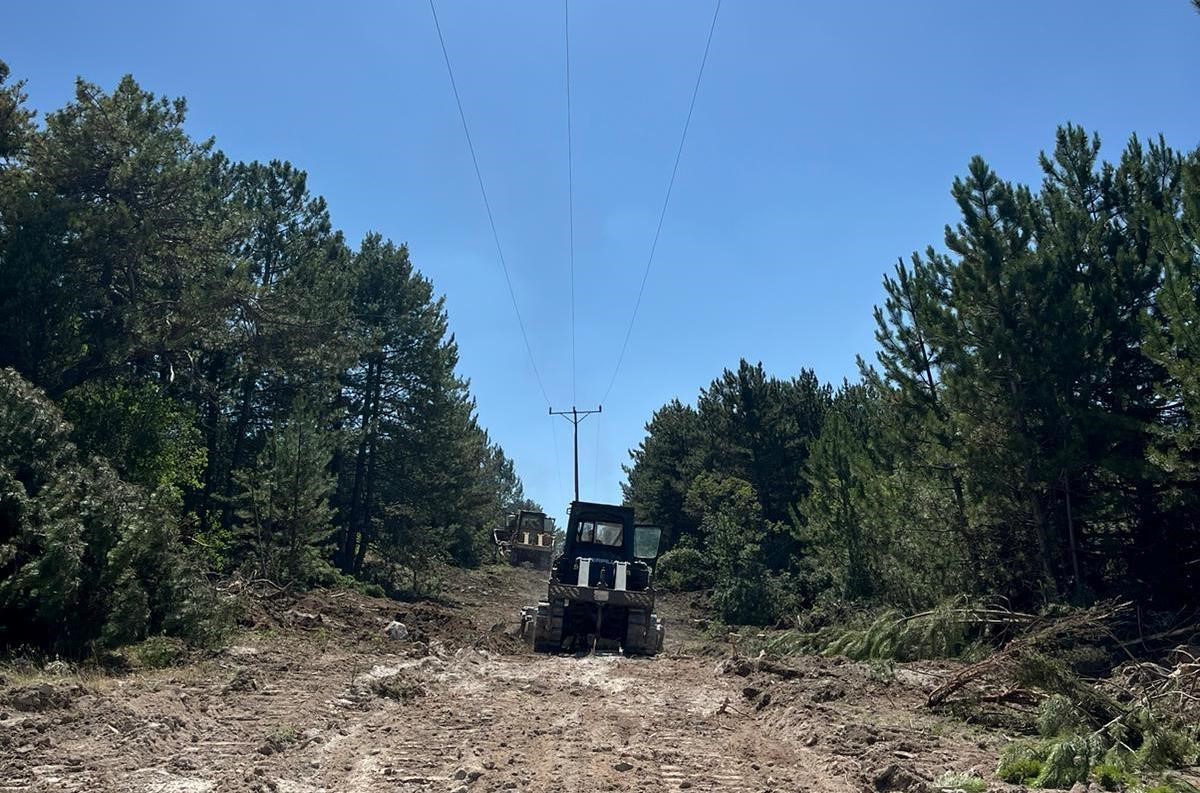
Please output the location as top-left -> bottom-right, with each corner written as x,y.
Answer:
562,501 -> 662,564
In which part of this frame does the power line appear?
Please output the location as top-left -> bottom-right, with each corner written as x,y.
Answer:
429,0 -> 552,406
564,0 -> 577,405
599,0 -> 722,406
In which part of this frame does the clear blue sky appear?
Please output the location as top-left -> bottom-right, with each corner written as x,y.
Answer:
5,1 -> 1199,524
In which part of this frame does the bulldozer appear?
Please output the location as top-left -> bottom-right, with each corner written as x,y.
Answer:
493,510 -> 556,570
520,500 -> 664,655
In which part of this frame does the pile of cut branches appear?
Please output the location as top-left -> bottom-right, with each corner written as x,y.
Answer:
925,602 -> 1200,788
761,596 -> 1044,662
1103,646 -> 1200,725
927,600 -> 1130,709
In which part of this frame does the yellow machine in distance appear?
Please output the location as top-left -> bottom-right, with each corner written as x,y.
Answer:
493,510 -> 556,570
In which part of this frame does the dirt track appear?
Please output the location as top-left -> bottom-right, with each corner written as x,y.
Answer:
2,568 -> 1016,793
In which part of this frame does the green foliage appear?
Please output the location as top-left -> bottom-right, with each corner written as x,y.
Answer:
820,600 -> 978,661
0,60 -> 35,159
622,400 -> 705,549
625,125 -> 1200,616
333,235 -> 520,586
1035,733 -> 1104,789
800,382 -> 887,601
0,369 -> 221,654
624,362 -> 831,562
687,474 -> 776,625
0,64 -> 533,653
1133,714 -> 1199,771
235,400 -> 336,585
61,379 -> 206,501
654,547 -> 713,592
1038,694 -> 1089,737
993,702 -> 1198,790
130,636 -> 188,669
997,743 -> 1045,785
998,735 -> 1105,789
1092,763 -> 1132,791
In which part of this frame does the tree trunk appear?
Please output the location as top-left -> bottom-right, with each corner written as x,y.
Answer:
1063,473 -> 1082,602
222,369 -> 259,530
341,361 -> 377,571
352,418 -> 378,576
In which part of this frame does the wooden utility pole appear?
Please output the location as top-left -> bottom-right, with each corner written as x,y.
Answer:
550,405 -> 601,502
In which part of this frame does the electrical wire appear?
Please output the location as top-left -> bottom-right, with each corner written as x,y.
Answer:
599,0 -> 722,406
429,0 -> 552,406
565,0 -> 577,405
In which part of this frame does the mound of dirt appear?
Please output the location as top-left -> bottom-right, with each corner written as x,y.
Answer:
475,622 -> 530,655
4,681 -> 84,712
234,582 -> 519,656
389,600 -> 478,646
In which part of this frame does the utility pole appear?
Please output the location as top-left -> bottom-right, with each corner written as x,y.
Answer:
550,405 -> 601,502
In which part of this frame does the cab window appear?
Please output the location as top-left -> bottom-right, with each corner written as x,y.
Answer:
577,520 -> 623,547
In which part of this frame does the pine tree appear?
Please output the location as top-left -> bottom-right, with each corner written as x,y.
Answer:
0,76 -> 236,395
335,234 -> 483,581
208,159 -> 352,533
235,399 -> 336,584
686,473 -> 773,625
1143,151 -> 1200,602
622,400 -> 705,548
0,369 -> 214,653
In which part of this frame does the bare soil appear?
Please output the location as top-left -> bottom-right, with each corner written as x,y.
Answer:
2,567 -> 1025,792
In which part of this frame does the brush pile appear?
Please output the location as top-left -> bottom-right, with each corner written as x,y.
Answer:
927,602 -> 1200,788
760,599 -> 1200,788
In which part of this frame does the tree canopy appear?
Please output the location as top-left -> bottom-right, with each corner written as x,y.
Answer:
625,126 -> 1200,622
0,64 -> 534,654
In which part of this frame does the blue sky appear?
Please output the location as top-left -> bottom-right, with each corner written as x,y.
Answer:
5,1 -> 1199,524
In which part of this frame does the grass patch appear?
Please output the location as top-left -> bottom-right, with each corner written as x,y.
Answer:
935,772 -> 987,792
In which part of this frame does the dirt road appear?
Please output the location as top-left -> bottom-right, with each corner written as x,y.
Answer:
2,568 -> 1012,793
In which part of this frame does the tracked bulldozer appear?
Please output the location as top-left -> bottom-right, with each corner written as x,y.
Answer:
520,501 -> 664,655
493,510 -> 556,570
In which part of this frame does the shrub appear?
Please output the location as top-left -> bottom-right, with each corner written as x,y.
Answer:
655,547 -> 713,592
130,636 -> 188,669
997,741 -> 1046,785
0,369 -> 223,655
